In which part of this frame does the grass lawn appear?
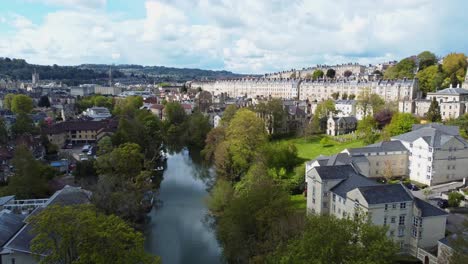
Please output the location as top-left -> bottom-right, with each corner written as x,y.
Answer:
279,135 -> 366,161
290,194 -> 307,211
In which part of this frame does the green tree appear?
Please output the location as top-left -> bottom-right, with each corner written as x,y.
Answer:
3,93 -> 15,110
357,116 -> 379,144
357,89 -> 384,117
254,99 -> 288,136
326,68 -> 336,78
417,51 -> 437,70
30,204 -> 159,264
344,70 -> 353,78
113,96 -> 143,116
349,94 -> 356,100
221,105 -> 238,126
38,95 -> 51,108
12,113 -> 35,136
307,100 -> 335,135
0,117 -> 9,145
442,53 -> 467,87
448,192 -> 464,207
331,92 -> 340,100
217,109 -> 267,180
384,112 -> 418,136
268,215 -> 398,264
312,69 -> 324,80
163,102 -> 187,125
383,57 -> 416,79
426,97 -> 442,122
3,145 -> 51,198
416,65 -> 444,94
207,179 -> 234,216
11,94 -> 34,114
185,111 -> 211,148
201,126 -> 225,161
342,92 -> 348,100
97,136 -> 113,155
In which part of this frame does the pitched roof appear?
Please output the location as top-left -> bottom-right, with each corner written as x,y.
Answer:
0,195 -> 15,206
357,184 -> 413,204
331,172 -> 380,198
43,119 -> 118,135
313,165 -> 358,180
414,197 -> 448,217
348,141 -> 408,155
392,123 -> 468,148
0,212 -> 25,247
434,87 -> 468,95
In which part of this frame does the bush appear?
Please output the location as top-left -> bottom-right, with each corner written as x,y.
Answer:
448,192 -> 465,207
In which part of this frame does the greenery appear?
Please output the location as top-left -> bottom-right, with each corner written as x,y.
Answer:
29,204 -> 159,264
448,192 -> 465,207
326,69 -> 336,78
11,94 -> 33,114
312,69 -> 324,80
0,117 -> 8,145
307,99 -> 335,135
417,51 -> 437,70
253,98 -> 288,137
426,97 -> 442,122
416,65 -> 444,94
384,112 -> 418,137
442,53 -> 467,87
267,215 -> 398,264
357,89 -> 385,117
383,57 -> 416,79
356,116 -> 379,144
76,95 -> 113,112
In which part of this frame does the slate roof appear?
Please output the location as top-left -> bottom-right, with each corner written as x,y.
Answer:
434,87 -> 468,95
42,119 -> 118,134
357,184 -> 413,204
0,212 -> 25,247
332,116 -> 358,124
313,165 -> 358,180
348,141 -> 408,155
413,197 -> 448,217
331,172 -> 380,198
0,195 -> 15,206
3,186 -> 91,254
313,153 -> 353,166
392,123 -> 468,148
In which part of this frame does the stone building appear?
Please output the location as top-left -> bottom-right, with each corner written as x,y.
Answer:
326,115 -> 357,136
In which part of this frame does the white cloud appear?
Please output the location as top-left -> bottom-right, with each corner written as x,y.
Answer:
1,0 -> 467,73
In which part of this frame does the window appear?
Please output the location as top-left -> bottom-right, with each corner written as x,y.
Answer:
412,228 -> 417,238
398,227 -> 405,237
429,147 -> 433,152
332,194 -> 336,202
11,258 -> 16,264
312,198 -> 315,204
384,216 -> 387,225
392,204 -> 397,209
376,161 -> 380,166
399,215 -> 405,225
391,216 -> 396,223
400,203 -> 406,209
384,204 -> 388,211
427,166 -> 431,172
428,157 -> 432,161
323,202 -> 328,207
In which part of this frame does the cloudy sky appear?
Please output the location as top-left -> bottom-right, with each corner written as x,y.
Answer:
0,0 -> 467,73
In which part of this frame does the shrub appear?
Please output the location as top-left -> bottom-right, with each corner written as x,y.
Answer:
448,192 -> 465,207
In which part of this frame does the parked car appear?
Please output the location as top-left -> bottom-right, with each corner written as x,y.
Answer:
437,199 -> 449,209
87,147 -> 94,156
404,183 -> 420,191
82,145 -> 91,153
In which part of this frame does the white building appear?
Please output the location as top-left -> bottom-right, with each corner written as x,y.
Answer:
70,84 -> 95,97
335,100 -> 356,117
392,123 -> 468,186
213,115 -> 221,128
306,165 -> 448,256
82,107 -> 112,121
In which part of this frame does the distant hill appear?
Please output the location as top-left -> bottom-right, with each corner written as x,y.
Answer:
0,57 -> 247,86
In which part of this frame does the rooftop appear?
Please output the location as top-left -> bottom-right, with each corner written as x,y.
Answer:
392,123 -> 468,148
312,164 -> 358,180
348,141 -> 408,155
433,87 -> 468,95
357,184 -> 413,205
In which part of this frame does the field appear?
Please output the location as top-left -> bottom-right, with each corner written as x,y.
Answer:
280,135 -> 366,161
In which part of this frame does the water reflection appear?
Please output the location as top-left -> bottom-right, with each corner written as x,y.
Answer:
145,151 -> 222,264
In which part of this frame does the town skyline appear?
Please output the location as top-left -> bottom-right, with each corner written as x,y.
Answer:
1,0 -> 468,73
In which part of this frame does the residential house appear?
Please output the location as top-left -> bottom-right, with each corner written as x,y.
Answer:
326,115 -> 357,136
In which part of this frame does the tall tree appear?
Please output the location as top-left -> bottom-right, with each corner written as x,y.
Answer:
416,64 -> 444,94
357,89 -> 384,117
312,70 -> 324,80
30,205 -> 159,264
426,97 -> 442,122
185,111 -> 211,148
356,116 -> 379,144
268,215 -> 398,264
12,113 -> 35,136
326,68 -> 336,78
383,57 -> 416,79
384,112 -> 418,136
442,53 -> 467,87
0,117 -> 8,145
417,51 -> 437,70
3,94 -> 15,110
11,94 -> 34,114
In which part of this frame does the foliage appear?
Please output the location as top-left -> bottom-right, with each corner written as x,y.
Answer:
426,97 -> 442,122
416,65 -> 444,94
267,215 -> 398,264
448,192 -> 464,207
113,96 -> 143,116
319,137 -> 333,147
446,113 -> 468,137
312,70 -> 324,80
254,98 -> 288,136
221,104 -> 238,126
12,113 -> 35,136
384,112 -> 418,137
417,51 -> 437,70
184,111 -> 211,148
357,116 -> 379,144
207,179 -> 234,216
449,221 -> 468,263
76,95 -> 113,112
357,89 -> 385,117
2,145 -> 52,198
11,94 -> 33,114
74,160 -> 97,185
260,142 -> 301,174
0,117 -> 8,145
383,57 -> 416,79
38,95 -> 51,108
29,204 -> 159,264
342,92 -> 348,100
331,92 -> 340,100
3,94 -> 15,110
374,108 -> 394,129
326,69 -> 336,78
201,126 -> 225,161
442,53 -> 467,87
348,94 -> 356,100
344,70 -> 353,77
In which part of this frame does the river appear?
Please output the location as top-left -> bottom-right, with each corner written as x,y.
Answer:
144,151 -> 223,264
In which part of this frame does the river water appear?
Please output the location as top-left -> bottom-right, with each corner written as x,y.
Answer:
144,151 -> 223,264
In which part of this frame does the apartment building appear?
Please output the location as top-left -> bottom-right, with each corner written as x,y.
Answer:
306,165 -> 448,255
392,123 -> 468,186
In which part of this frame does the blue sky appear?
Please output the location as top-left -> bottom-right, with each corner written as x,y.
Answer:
0,0 -> 467,73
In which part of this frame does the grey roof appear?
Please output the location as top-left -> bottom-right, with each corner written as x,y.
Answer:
434,87 -> 468,95
332,116 -> 357,124
0,211 -> 25,247
414,197 -> 448,217
314,153 -> 353,166
0,195 -> 15,206
392,123 -> 468,148
348,141 -> 408,155
331,171 -> 380,198
313,165 -> 357,180
3,186 -> 91,254
357,184 -> 413,204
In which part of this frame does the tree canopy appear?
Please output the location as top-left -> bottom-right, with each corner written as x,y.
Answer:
30,204 -> 159,264
312,70 -> 324,80
384,112 -> 418,136
383,57 -> 416,79
417,51 -> 437,70
11,94 -> 34,114
426,97 -> 442,122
